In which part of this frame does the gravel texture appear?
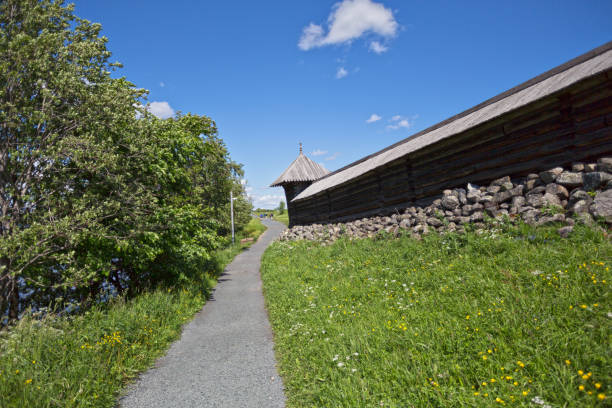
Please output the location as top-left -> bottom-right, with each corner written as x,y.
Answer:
120,219 -> 286,408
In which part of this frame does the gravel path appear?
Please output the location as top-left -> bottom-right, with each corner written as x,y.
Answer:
120,219 -> 286,408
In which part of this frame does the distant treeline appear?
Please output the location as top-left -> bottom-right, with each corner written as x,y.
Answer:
0,0 -> 251,323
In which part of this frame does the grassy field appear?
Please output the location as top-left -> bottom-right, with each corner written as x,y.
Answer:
261,223 -> 611,407
0,218 -> 267,408
254,210 -> 289,226
273,211 -> 289,226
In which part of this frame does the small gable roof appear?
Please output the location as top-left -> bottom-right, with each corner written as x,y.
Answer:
270,151 -> 329,187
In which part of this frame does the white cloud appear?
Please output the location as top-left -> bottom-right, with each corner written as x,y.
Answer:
386,114 -> 417,130
311,149 -> 328,156
325,152 -> 340,161
366,113 -> 382,123
336,67 -> 348,79
250,193 -> 286,209
159,81 -> 165,87
369,40 -> 388,54
298,23 -> 325,51
298,0 -> 398,51
147,101 -> 175,119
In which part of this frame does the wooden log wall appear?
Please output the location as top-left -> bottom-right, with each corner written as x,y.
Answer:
290,70 -> 612,226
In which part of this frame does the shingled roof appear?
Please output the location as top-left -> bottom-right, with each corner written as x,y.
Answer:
270,146 -> 329,187
293,41 -> 612,202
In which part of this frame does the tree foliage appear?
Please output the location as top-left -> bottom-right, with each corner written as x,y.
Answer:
0,0 -> 250,323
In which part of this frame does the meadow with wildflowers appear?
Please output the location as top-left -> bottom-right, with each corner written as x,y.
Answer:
0,218 -> 266,407
261,222 -> 611,407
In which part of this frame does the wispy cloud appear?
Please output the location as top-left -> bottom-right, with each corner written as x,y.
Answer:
325,152 -> 340,161
366,113 -> 382,123
147,101 -> 175,119
159,81 -> 165,88
386,114 -> 417,131
311,149 -> 328,156
248,186 -> 287,209
369,40 -> 388,54
336,67 -> 348,79
298,0 -> 398,51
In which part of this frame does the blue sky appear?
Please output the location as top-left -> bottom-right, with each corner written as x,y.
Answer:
75,0 -> 612,209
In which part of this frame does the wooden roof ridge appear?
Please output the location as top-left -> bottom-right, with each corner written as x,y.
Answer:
270,150 -> 330,187
293,40 -> 612,202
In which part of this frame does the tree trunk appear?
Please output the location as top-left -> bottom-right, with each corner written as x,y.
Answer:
0,256 -> 18,323
0,256 -> 9,323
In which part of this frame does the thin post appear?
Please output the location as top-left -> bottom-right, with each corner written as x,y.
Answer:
230,191 -> 235,244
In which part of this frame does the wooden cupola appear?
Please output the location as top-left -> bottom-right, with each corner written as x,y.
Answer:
270,143 -> 329,226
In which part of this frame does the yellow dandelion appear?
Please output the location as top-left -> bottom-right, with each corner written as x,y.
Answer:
598,394 -> 606,401
25,379 -> 32,385
474,392 -> 479,396
579,385 -> 585,391
595,383 -> 601,389
565,360 -> 571,365
582,374 -> 589,380
517,361 -> 525,368
522,390 -> 528,396
578,370 -> 584,375
482,355 -> 488,360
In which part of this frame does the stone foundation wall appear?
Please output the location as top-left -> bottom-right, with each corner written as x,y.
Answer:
280,157 -> 612,242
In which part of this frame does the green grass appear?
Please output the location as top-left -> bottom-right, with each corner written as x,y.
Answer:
243,217 -> 267,240
273,211 -> 289,226
0,219 -> 267,408
254,210 -> 289,226
0,287 -> 208,408
261,223 -> 611,407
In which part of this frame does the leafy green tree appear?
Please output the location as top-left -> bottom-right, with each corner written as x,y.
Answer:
278,201 -> 286,215
0,0 -> 250,321
0,0 -> 151,319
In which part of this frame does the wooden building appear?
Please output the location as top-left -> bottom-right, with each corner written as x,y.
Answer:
281,42 -> 612,226
270,144 -> 329,226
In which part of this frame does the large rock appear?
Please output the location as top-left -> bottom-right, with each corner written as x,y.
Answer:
511,196 -> 526,208
558,226 -> 573,238
466,190 -> 481,203
427,217 -> 444,227
495,185 -> 524,203
527,186 -> 546,196
597,157 -> 612,173
583,172 -> 612,192
555,171 -> 583,188
470,212 -> 484,222
545,183 -> 569,199
441,195 -> 460,210
571,200 -> 591,214
491,176 -> 511,186
486,185 -> 501,194
526,194 -> 545,208
542,193 -> 562,207
539,167 -> 563,184
569,189 -> 591,206
590,190 -> 612,223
